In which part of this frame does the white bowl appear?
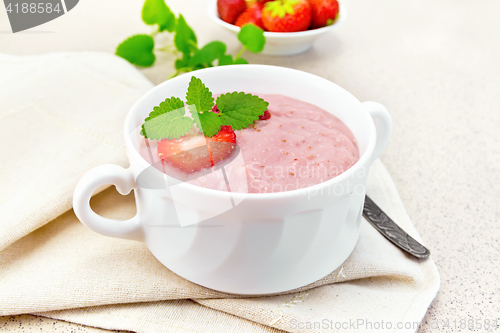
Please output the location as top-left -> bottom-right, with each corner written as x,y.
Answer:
73,65 -> 392,294
208,0 -> 347,56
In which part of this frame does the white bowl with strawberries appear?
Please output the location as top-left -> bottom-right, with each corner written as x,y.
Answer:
209,0 -> 346,55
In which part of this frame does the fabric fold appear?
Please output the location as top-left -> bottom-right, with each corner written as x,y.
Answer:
0,52 -> 154,251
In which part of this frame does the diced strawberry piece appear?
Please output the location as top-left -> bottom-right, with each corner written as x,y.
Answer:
157,126 -> 237,172
211,104 -> 220,113
217,0 -> 247,24
259,110 -> 271,120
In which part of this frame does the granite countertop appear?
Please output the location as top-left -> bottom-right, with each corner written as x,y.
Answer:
1,0 -> 498,331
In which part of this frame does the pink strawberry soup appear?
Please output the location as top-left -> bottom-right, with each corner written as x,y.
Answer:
138,94 -> 359,194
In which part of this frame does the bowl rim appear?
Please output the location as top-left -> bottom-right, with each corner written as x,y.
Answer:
207,0 -> 347,38
124,65 -> 375,200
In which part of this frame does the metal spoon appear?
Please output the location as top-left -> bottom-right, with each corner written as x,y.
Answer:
363,195 -> 430,259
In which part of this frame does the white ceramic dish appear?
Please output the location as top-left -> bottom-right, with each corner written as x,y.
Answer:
208,0 -> 347,56
73,65 -> 392,294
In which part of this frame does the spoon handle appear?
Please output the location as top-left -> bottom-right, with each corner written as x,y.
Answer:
363,195 -> 430,259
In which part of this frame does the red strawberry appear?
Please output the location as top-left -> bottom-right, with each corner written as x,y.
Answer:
309,0 -> 339,29
206,125 -> 237,166
259,109 -> 271,120
235,1 -> 266,30
262,0 -> 311,33
211,104 -> 220,113
157,133 -> 210,172
158,126 -> 236,172
217,0 -> 247,24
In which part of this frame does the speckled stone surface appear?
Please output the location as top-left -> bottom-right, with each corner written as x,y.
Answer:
0,0 -> 498,331
0,315 -> 129,332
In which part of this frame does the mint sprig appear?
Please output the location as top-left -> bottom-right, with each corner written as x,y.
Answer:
116,0 -> 266,75
140,77 -> 268,140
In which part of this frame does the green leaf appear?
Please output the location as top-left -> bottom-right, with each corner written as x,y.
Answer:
221,55 -> 247,66
217,92 -> 269,130
238,24 -> 266,53
174,14 -> 197,55
116,34 -> 155,67
233,57 -> 249,64
175,53 -> 191,70
198,111 -> 222,137
218,54 -> 233,66
189,41 -> 226,67
143,108 -> 193,140
141,97 -> 185,137
186,76 -> 214,114
149,97 -> 185,119
142,0 -> 176,32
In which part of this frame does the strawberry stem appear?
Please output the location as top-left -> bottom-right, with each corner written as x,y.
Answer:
265,0 -> 298,18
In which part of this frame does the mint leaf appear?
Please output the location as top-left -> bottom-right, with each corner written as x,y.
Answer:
198,112 -> 222,137
186,77 -> 214,114
174,14 -> 197,55
238,24 -> 266,53
116,34 -> 155,67
175,53 -> 190,70
217,92 -> 269,130
220,55 -> 247,66
189,41 -> 226,67
143,108 -> 193,140
149,97 -> 185,119
233,57 -> 249,64
142,0 -> 176,32
141,97 -> 185,137
218,54 -> 233,66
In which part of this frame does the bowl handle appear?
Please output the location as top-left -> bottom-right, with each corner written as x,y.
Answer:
362,101 -> 393,164
73,164 -> 143,241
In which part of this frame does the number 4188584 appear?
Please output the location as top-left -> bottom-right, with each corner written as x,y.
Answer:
6,2 -> 62,14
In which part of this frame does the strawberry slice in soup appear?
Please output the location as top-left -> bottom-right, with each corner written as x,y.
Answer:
158,126 -> 237,172
206,125 -> 237,166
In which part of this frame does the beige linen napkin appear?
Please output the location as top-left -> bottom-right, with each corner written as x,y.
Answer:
0,53 -> 440,333
1,160 -> 440,333
0,52 -> 153,251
